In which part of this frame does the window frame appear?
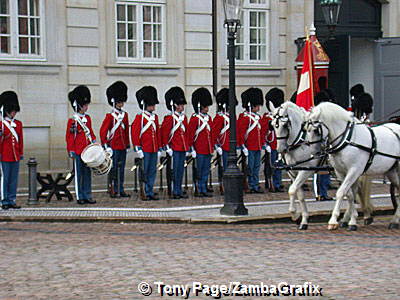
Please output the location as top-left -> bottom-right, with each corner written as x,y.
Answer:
228,0 -> 270,65
0,0 -> 46,61
115,0 -> 166,64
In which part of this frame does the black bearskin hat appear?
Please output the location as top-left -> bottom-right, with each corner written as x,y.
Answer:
314,91 -> 330,105
265,87 -> 284,109
350,84 -> 364,99
68,85 -> 91,110
165,87 -> 186,111
192,87 -> 212,114
0,91 -> 20,114
353,92 -> 373,115
216,88 -> 238,111
136,86 -> 159,110
241,88 -> 263,110
106,81 -> 128,106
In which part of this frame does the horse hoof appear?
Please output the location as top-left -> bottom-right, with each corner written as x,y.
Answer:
388,223 -> 400,230
328,224 -> 339,230
339,222 -> 348,228
298,224 -> 308,230
347,225 -> 358,231
364,217 -> 374,226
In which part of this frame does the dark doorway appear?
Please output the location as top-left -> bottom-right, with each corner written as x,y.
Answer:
313,0 -> 382,108
322,36 -> 350,108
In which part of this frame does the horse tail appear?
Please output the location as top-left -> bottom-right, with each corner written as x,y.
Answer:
357,175 -> 374,217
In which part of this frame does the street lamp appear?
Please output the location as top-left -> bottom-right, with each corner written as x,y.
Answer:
220,0 -> 248,216
319,0 -> 342,38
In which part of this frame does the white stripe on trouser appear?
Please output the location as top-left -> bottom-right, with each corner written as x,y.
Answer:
0,162 -> 4,200
74,158 -> 80,200
313,174 -> 318,198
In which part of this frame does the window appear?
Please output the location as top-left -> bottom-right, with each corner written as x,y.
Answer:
232,0 -> 269,64
0,0 -> 44,59
115,0 -> 165,63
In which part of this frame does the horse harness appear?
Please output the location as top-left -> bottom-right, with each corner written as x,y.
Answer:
317,121 -> 400,174
273,109 -> 328,174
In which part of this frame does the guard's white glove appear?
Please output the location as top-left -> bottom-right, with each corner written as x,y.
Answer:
157,150 -> 163,160
105,147 -> 113,157
186,151 -> 191,157
191,150 -> 197,158
216,147 -> 223,156
242,146 -> 249,157
265,145 -> 271,153
136,150 -> 144,159
165,146 -> 173,157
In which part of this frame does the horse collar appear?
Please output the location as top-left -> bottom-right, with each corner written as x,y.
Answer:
327,121 -> 354,154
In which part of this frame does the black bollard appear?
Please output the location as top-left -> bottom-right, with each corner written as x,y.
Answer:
27,157 -> 39,205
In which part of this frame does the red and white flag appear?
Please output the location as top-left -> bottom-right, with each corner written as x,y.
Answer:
296,38 -> 314,111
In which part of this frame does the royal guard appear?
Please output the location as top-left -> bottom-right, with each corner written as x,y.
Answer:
212,88 -> 236,170
350,83 -> 364,111
131,86 -> 162,201
187,87 -> 214,197
0,91 -> 23,210
161,87 -> 189,199
66,85 -> 97,205
100,81 -> 130,198
237,87 -> 264,193
263,87 -> 285,192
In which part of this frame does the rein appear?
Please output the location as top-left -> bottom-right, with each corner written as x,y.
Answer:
273,108 -> 307,153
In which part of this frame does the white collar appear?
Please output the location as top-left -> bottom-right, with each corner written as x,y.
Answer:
4,116 -> 15,122
112,108 -> 124,114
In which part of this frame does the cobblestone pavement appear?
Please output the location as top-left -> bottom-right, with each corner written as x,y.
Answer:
0,218 -> 399,300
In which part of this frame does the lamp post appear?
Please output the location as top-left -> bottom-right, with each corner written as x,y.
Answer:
319,0 -> 342,39
220,0 -> 248,216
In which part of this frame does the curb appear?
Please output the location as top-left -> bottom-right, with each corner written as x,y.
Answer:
0,206 -> 394,224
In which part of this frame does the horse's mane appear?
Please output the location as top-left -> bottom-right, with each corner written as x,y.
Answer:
281,101 -> 307,121
310,102 -> 352,123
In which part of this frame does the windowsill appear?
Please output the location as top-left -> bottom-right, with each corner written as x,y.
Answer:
222,65 -> 285,70
221,65 -> 285,78
0,60 -> 63,75
105,64 -> 181,77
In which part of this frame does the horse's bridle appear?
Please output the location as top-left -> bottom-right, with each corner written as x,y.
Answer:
305,120 -> 330,149
272,108 -> 307,152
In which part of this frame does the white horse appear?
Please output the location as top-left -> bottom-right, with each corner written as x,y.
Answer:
306,102 -> 400,230
271,102 -> 375,230
270,102 -> 327,230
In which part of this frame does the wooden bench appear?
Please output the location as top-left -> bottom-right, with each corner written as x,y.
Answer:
37,170 -> 74,202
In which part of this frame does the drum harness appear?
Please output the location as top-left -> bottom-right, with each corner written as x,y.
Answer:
73,114 -> 93,143
308,119 -> 400,174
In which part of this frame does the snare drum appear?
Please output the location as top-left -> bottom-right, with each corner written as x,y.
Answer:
81,143 -> 113,175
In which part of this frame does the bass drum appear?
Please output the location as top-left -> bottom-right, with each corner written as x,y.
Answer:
81,143 -> 113,176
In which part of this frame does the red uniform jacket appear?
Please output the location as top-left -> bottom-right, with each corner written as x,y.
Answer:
131,111 -> 161,153
237,111 -> 264,151
212,112 -> 230,152
261,113 -> 277,150
0,118 -> 24,162
66,114 -> 96,155
161,112 -> 189,152
99,110 -> 130,150
187,113 -> 214,155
